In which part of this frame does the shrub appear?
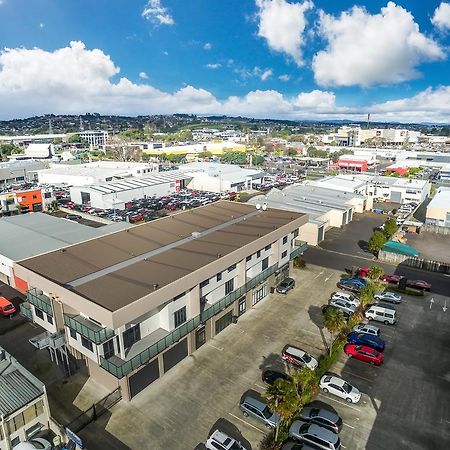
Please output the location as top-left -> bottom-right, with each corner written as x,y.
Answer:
293,256 -> 306,269
359,284 -> 376,305
367,230 -> 387,254
384,218 -> 398,238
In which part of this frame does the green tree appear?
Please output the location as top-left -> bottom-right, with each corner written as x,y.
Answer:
0,143 -> 19,159
68,134 -> 82,143
367,266 -> 384,282
367,230 -> 387,254
197,151 -> 213,159
220,151 -> 247,165
359,283 -> 376,305
324,308 -> 346,355
284,147 -> 297,156
119,129 -> 146,141
384,218 -> 398,238
252,154 -> 265,166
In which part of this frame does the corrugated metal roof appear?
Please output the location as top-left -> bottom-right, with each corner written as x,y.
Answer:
0,369 -> 42,417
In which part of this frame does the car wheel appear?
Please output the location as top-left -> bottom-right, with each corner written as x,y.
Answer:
346,398 -> 353,403
367,317 -> 373,321
265,423 -> 272,430
322,387 -> 329,393
370,361 -> 375,365
384,320 -> 390,325
347,353 -> 352,358
242,411 -> 249,417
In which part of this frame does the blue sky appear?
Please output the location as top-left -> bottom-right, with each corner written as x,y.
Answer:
0,0 -> 449,122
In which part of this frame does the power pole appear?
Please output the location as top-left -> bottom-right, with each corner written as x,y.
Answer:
367,113 -> 370,130
48,118 -> 53,135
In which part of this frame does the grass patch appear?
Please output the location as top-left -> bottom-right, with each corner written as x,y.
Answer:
388,286 -> 425,296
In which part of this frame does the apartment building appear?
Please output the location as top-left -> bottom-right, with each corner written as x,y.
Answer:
0,347 -> 52,449
15,202 -> 308,400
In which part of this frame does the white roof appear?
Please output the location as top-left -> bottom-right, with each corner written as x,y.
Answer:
427,190 -> 450,210
312,175 -> 367,192
25,144 -> 53,158
179,162 -> 264,183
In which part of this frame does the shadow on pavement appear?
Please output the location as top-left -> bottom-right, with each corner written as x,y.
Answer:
259,352 -> 285,373
358,240 -> 369,252
207,418 -> 253,450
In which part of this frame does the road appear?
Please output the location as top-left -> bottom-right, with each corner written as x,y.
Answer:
304,246 -> 450,296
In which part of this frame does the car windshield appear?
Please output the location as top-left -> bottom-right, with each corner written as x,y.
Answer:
302,353 -> 311,363
262,406 -> 273,419
3,304 -> 14,311
230,441 -> 242,450
342,382 -> 353,393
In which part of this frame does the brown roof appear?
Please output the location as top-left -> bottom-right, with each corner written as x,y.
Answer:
20,201 -> 305,311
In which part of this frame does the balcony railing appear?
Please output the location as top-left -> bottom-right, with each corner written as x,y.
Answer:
64,314 -> 115,345
290,240 -> 308,260
19,302 -> 33,321
26,288 -> 53,317
99,262 -> 279,379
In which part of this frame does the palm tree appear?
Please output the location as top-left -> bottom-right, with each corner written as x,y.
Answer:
324,308 -> 346,356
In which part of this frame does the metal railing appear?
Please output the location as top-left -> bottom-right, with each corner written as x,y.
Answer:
19,302 -> 33,320
99,263 -> 279,379
26,288 -> 53,317
290,241 -> 308,260
64,314 -> 115,345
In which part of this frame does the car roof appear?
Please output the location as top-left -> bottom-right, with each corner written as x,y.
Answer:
0,296 -> 13,307
242,395 -> 267,410
357,324 -> 379,331
284,346 -> 305,358
307,424 -> 339,443
210,430 -> 235,445
302,407 -> 338,422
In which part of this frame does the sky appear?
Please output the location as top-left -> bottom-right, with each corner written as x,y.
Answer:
0,0 -> 450,123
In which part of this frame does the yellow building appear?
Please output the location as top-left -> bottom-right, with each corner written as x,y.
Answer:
143,141 -> 246,158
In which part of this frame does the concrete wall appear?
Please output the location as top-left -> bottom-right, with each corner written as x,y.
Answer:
426,207 -> 449,223
299,222 -> 320,246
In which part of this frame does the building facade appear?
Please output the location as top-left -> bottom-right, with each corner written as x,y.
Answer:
426,188 -> 450,228
15,202 -> 308,401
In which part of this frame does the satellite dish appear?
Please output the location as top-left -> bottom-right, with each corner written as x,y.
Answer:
256,203 -> 261,210
262,203 -> 268,211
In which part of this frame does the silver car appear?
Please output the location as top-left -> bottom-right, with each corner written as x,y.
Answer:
239,395 -> 280,429
329,299 -> 357,315
374,291 -> 402,304
352,324 -> 380,337
289,421 -> 341,450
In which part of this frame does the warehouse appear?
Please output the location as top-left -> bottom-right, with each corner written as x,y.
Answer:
426,187 -> 450,228
69,171 -> 192,210
179,162 -> 265,192
15,202 -> 308,400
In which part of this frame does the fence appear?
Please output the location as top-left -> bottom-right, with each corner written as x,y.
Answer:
422,223 -> 450,235
379,250 -> 450,275
65,387 -> 122,434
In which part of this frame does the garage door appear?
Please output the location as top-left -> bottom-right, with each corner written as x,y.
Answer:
390,191 -> 402,202
163,338 -> 188,373
129,358 -> 160,399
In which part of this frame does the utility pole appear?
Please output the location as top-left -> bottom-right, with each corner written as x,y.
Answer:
48,118 -> 53,135
367,113 -> 370,130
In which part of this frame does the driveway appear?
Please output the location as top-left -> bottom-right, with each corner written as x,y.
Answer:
404,232 -> 450,264
89,266 -> 341,450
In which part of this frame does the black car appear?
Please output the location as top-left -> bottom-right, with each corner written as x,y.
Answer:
321,305 -> 350,320
336,282 -> 361,294
262,370 -> 292,385
299,407 -> 343,434
276,277 -> 295,294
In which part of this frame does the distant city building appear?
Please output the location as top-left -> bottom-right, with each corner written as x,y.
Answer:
0,134 -> 66,147
426,187 -> 450,228
77,130 -> 109,147
10,144 -> 55,161
0,187 -> 55,216
0,160 -> 50,186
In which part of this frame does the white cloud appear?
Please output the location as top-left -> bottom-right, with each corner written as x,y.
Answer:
432,2 -> 450,31
39,23 -> 45,29
260,68 -> 272,80
279,74 -> 290,82
255,0 -> 313,66
0,41 -> 449,123
203,42 -> 212,50
162,50 -> 169,56
139,71 -> 149,79
313,2 -> 445,87
142,0 -> 174,26
205,63 -> 221,69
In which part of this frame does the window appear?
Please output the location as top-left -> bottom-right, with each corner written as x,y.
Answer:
262,257 -> 269,271
282,236 -> 288,245
123,324 -> 141,349
173,292 -> 185,301
227,264 -> 236,272
46,314 -> 53,325
256,250 -> 261,258
200,279 -> 209,289
216,272 -> 222,282
44,192 -> 52,198
32,195 -> 37,199
81,336 -> 94,352
238,296 -> 246,316
292,229 -> 299,238
103,339 -> 115,359
282,250 -> 288,258
174,306 -> 187,328
246,255 -> 252,262
225,279 -> 234,295
11,437 -> 20,447
69,328 -> 77,340
34,308 -> 44,320
264,244 -> 271,251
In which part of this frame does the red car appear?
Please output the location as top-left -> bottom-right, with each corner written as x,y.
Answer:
357,267 -> 369,277
344,344 -> 383,365
407,280 -> 432,291
381,274 -> 402,284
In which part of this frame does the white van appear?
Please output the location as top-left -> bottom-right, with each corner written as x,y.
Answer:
365,305 -> 397,325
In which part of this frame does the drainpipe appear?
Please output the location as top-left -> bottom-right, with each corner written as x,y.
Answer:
1,414 -> 11,450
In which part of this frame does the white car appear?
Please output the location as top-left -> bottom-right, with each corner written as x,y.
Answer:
329,299 -> 357,315
330,292 -> 360,308
374,291 -> 402,304
282,345 -> 319,371
352,323 -> 380,337
13,438 -> 52,450
206,430 -> 247,450
320,374 -> 361,403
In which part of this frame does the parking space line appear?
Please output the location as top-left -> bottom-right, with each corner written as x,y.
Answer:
318,393 -> 361,412
228,413 -> 266,434
254,383 -> 266,391
207,343 -> 224,351
345,372 -> 375,383
343,423 -> 355,430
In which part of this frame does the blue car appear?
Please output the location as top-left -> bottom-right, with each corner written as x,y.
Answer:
346,332 -> 385,352
340,277 -> 367,286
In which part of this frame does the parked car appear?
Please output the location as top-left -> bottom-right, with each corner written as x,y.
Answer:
339,277 -> 367,286
261,370 -> 292,386
0,296 -> 16,317
281,441 -> 320,450
374,291 -> 402,304
276,277 -> 295,294
352,324 -> 380,337
239,395 -> 280,429
299,407 -> 343,434
346,332 -> 385,352
205,430 -> 247,450
289,422 -> 341,450
406,279 -> 432,291
319,375 -> 361,403
365,305 -> 397,325
344,344 -> 383,365
282,345 -> 318,371
381,274 -> 402,284
13,438 -> 52,450
65,214 -> 81,221
336,281 -> 362,294
322,305 -> 350,320
329,299 -> 357,316
330,292 -> 360,307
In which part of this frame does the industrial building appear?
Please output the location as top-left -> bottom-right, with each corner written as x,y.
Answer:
0,187 -> 55,216
248,184 -> 369,245
179,162 -> 265,192
0,347 -> 53,449
426,188 -> 450,228
69,171 -> 192,210
37,161 -> 159,186
16,202 -> 308,400
142,141 -> 246,158
0,213 -> 129,287
0,160 -> 50,186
